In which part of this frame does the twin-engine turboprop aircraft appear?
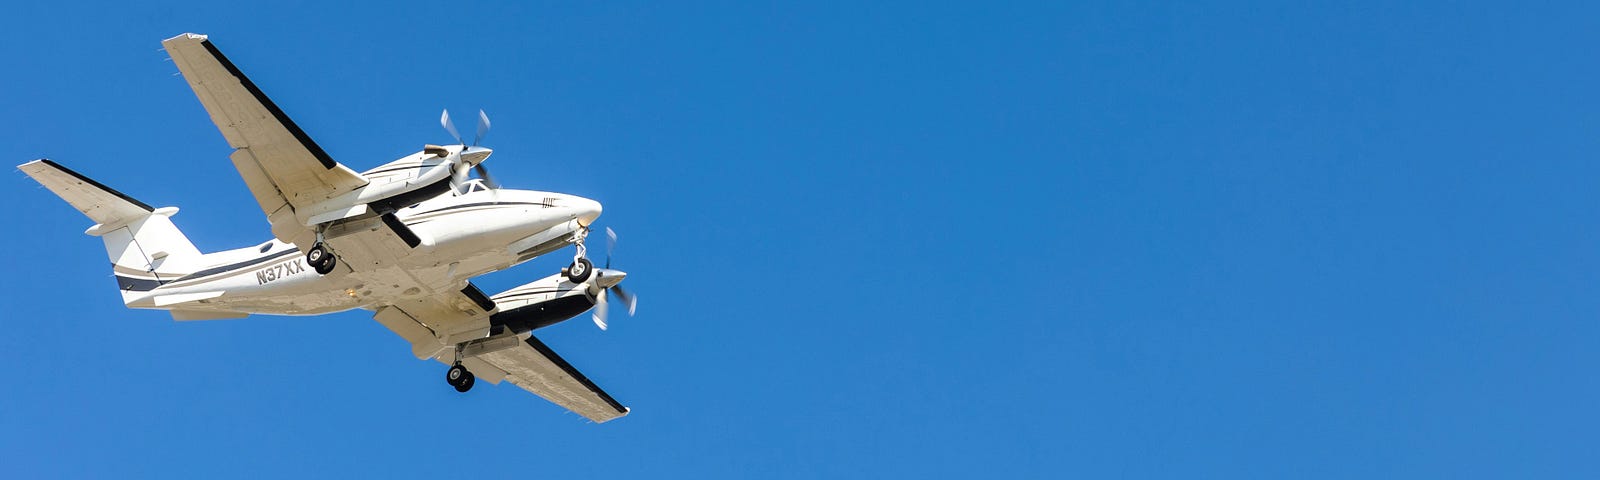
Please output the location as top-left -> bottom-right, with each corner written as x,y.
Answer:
17,33 -> 636,423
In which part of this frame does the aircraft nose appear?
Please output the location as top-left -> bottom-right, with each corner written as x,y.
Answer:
571,196 -> 602,226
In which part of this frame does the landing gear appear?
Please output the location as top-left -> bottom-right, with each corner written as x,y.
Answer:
566,257 -> 593,284
306,243 -> 337,274
446,363 -> 475,393
314,255 -> 337,274
563,227 -> 593,283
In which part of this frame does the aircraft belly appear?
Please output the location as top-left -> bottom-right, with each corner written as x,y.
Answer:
133,249 -> 359,315
205,289 -> 366,315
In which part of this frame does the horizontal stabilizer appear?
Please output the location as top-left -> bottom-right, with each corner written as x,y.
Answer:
18,159 -> 153,226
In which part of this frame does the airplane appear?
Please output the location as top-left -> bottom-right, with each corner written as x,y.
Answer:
17,33 -> 636,423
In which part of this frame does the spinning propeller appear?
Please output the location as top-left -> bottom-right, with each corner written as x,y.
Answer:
592,227 -> 638,330
439,109 -> 499,191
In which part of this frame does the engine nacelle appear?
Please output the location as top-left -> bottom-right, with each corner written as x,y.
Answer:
488,272 -> 599,334
298,145 -> 494,227
356,144 -> 494,212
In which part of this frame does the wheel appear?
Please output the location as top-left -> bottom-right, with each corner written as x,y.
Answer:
453,371 -> 475,393
314,254 -> 337,274
566,257 -> 593,283
306,244 -> 328,267
446,364 -> 467,387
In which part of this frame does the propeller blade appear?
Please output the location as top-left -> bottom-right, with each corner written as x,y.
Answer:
473,163 -> 498,189
611,284 -> 637,316
592,289 -> 609,330
604,227 -> 618,268
451,160 -> 470,193
473,109 -> 491,146
440,109 -> 462,144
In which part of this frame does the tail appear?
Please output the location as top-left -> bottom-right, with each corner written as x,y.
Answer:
19,159 -> 204,302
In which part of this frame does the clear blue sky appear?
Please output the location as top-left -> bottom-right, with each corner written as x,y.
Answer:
4,1 -> 1598,477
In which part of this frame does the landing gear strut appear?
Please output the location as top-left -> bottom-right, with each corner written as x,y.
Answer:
306,229 -> 337,275
306,243 -> 337,274
564,227 -> 593,283
446,363 -> 475,392
446,344 -> 475,393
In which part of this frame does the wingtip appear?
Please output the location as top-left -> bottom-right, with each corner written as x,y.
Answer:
588,407 -> 630,424
162,32 -> 207,44
17,159 -> 52,173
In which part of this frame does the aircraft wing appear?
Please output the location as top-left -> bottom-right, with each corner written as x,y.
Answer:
471,335 -> 631,423
161,33 -> 368,243
372,288 -> 629,423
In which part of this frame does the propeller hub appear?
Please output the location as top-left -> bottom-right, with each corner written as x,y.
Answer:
588,227 -> 637,330
461,146 -> 493,166
594,269 -> 627,288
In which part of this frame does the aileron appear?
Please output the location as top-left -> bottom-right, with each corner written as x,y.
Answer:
475,336 -> 630,423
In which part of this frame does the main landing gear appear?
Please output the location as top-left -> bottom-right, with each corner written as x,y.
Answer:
306,243 -> 337,274
446,344 -> 475,393
446,363 -> 475,392
306,227 -> 336,275
563,227 -> 593,283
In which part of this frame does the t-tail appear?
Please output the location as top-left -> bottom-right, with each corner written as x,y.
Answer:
18,159 -> 203,304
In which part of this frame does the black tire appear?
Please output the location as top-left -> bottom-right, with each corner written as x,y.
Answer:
454,371 -> 475,393
446,364 -> 467,387
566,257 -> 593,283
306,244 -> 328,267
314,254 -> 337,274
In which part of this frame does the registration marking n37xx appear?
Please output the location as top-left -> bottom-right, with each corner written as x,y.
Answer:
255,259 -> 307,285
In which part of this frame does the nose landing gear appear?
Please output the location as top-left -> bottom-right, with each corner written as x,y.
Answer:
565,258 -> 593,284
563,227 -> 593,283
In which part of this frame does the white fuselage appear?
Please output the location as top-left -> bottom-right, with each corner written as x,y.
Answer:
124,186 -> 600,316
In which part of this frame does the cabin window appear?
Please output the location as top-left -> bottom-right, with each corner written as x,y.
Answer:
259,243 -> 272,253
